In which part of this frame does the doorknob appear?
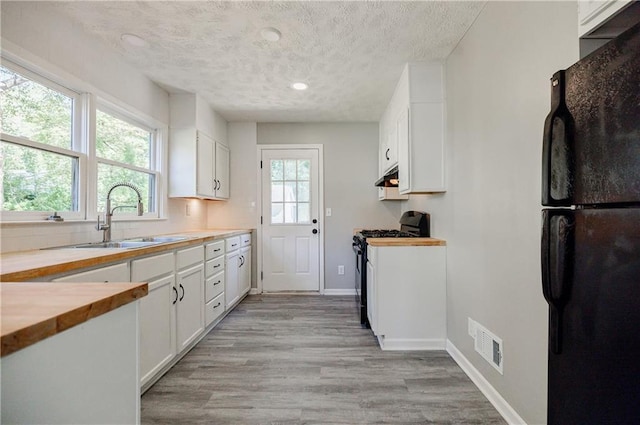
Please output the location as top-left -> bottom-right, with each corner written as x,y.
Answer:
312,219 -> 318,224
312,229 -> 318,234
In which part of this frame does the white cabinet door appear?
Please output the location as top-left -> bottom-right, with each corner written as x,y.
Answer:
197,132 -> 215,198
169,128 -> 229,201
397,106 -> 410,194
239,246 -> 251,296
176,264 -> 204,352
139,274 -> 176,387
578,0 -> 633,37
215,142 -> 230,199
52,262 -> 129,283
366,260 -> 377,334
225,251 -> 239,308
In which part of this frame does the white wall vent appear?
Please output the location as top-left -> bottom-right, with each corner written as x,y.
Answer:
468,318 -> 503,375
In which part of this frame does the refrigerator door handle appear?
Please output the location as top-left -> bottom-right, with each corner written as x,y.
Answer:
541,209 -> 575,354
542,70 -> 574,207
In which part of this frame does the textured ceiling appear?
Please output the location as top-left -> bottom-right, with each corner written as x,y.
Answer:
53,1 -> 485,122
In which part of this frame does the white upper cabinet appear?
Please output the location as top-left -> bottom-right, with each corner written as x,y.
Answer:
215,142 -> 230,199
578,0 -> 634,37
168,93 -> 230,200
382,62 -> 446,194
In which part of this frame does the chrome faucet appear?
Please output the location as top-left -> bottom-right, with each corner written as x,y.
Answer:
96,182 -> 144,242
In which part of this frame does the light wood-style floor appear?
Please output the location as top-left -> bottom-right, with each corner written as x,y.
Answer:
142,295 -> 507,424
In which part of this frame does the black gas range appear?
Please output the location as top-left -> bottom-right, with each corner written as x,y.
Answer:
352,211 -> 430,327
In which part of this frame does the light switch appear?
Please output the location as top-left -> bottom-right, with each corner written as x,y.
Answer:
326,208 -> 332,217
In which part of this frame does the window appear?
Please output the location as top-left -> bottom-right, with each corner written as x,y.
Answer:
0,63 -> 83,219
270,159 -> 311,224
0,57 -> 163,222
95,108 -> 158,216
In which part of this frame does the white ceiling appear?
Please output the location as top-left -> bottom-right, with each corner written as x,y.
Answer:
54,1 -> 485,122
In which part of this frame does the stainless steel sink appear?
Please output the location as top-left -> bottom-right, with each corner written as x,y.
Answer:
61,241 -> 159,249
44,235 -> 191,250
123,236 -> 189,243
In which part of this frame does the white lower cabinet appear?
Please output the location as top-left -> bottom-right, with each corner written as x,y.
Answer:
225,249 -> 240,308
205,239 -> 226,327
225,234 -> 251,309
52,262 -> 130,283
175,255 -> 204,352
366,260 -> 376,334
2,302 -> 139,425
132,252 -> 176,388
367,244 -> 446,350
138,274 -> 176,387
239,245 -> 251,297
132,246 -> 204,389
205,292 -> 225,325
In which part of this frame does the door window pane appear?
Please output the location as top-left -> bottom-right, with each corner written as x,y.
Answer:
269,158 -> 312,225
298,203 -> 310,222
0,66 -> 73,149
297,160 -> 310,180
271,160 -> 283,181
297,181 -> 310,202
284,160 -> 297,180
1,141 -> 77,211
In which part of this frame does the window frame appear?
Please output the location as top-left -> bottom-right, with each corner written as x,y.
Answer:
92,101 -> 162,220
0,56 -> 166,223
0,59 -> 86,221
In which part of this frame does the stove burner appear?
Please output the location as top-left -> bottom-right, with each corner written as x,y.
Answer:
359,229 -> 418,238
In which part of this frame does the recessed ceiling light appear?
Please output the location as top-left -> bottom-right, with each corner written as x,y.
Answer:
260,27 -> 282,42
291,82 -> 308,91
121,33 -> 148,48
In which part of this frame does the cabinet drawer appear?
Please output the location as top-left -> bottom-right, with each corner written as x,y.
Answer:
205,292 -> 225,326
131,252 -> 174,282
176,245 -> 204,270
205,257 -> 224,277
205,271 -> 225,302
205,240 -> 225,260
226,236 -> 240,252
240,233 -> 251,247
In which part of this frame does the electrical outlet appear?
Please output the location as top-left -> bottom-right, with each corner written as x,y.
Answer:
326,208 -> 332,217
338,265 -> 344,275
185,203 -> 191,217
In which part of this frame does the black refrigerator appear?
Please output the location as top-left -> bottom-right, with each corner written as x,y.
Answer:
541,20 -> 640,425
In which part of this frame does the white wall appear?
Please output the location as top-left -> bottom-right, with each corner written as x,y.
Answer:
0,1 -> 210,252
402,2 -> 579,423
207,122 -> 258,229
256,123 -> 401,290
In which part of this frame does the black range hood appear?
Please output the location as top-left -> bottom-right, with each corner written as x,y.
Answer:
375,165 -> 399,187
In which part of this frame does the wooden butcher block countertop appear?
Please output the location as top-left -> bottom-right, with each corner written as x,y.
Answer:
366,237 -> 447,247
1,282 -> 148,357
0,229 -> 250,282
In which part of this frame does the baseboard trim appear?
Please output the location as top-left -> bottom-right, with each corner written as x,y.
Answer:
378,337 -> 446,351
323,288 -> 356,296
249,288 -> 260,295
446,340 -> 527,425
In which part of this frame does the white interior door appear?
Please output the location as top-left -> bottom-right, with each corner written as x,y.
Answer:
261,148 -> 320,291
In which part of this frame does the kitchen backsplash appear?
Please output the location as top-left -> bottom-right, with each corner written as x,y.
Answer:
0,198 -> 209,253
